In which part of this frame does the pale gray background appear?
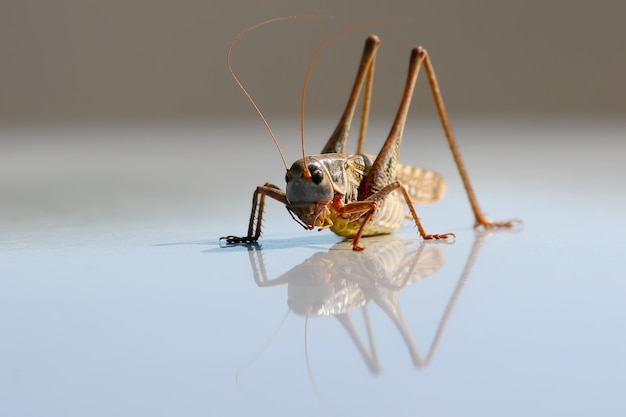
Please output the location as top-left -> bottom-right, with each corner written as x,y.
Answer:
1,0 -> 625,126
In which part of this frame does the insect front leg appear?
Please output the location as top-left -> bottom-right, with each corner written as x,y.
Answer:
221,183 -> 288,245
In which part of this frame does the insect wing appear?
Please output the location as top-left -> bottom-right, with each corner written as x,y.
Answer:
395,163 -> 446,205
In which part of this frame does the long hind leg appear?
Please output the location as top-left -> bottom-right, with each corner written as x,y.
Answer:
420,48 -> 519,229
362,45 -> 518,229
322,35 -> 380,155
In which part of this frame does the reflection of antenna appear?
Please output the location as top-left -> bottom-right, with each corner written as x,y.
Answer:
235,307 -> 290,398
303,310 -> 326,402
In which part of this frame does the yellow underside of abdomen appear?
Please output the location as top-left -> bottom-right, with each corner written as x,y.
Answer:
329,193 -> 406,238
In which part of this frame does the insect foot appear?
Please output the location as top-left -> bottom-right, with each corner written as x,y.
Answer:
424,232 -> 455,239
474,218 -> 523,230
424,232 -> 456,243
219,235 -> 258,245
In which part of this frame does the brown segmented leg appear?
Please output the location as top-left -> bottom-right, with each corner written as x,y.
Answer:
330,200 -> 377,251
221,183 -> 287,244
347,181 -> 454,251
356,46 -> 376,155
322,35 -> 381,155
362,45 -> 517,230
420,48 -> 519,229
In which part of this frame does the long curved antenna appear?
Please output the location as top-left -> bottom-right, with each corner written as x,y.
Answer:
300,17 -> 412,177
227,15 -> 330,171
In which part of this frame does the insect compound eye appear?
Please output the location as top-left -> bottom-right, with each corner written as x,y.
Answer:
311,169 -> 324,185
285,172 -> 292,183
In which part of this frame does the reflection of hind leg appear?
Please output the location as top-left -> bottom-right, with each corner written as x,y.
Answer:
334,310 -> 381,375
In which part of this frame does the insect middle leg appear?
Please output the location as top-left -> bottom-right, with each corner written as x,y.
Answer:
346,181 -> 454,251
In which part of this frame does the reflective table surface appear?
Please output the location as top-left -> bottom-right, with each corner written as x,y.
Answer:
1,120 -> 625,416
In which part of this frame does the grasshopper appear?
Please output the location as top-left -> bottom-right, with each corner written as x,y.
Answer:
222,17 -> 517,251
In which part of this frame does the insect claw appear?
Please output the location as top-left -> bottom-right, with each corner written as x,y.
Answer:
443,233 -> 456,243
219,235 -> 258,245
219,236 -> 236,248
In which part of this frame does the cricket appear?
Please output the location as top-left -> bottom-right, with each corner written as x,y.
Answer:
221,16 -> 518,251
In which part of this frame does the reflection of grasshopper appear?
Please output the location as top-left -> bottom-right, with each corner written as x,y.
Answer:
246,233 -> 488,374
223,16 -> 518,251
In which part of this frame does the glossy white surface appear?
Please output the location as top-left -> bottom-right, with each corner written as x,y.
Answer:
1,121 -> 625,416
